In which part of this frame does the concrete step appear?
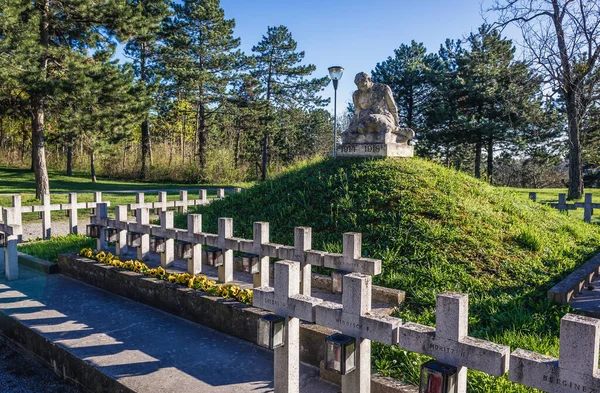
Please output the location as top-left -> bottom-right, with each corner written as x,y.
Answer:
0,267 -> 338,393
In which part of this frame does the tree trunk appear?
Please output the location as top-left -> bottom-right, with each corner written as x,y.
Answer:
21,121 -> 27,162
90,151 -> 97,183
32,0 -> 50,198
32,99 -> 50,198
234,124 -> 241,169
567,103 -> 583,199
66,144 -> 73,176
486,136 -> 493,184
140,120 -> 150,180
474,132 -> 482,178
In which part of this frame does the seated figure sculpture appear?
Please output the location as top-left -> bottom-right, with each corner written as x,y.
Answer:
341,72 -> 415,144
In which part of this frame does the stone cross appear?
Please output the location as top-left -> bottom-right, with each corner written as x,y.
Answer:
208,218 -> 239,283
326,233 -> 381,293
510,313 -> 600,393
575,193 -> 599,224
1,207 -> 22,281
253,260 -> 324,393
67,193 -> 79,234
398,292 -> 510,393
114,205 -> 128,257
186,214 -> 202,274
277,227 -> 326,295
315,273 -> 401,393
157,191 -> 168,214
529,192 -> 537,202
129,204 -> 150,260
217,188 -> 225,199
41,194 -> 52,239
11,196 -> 22,243
152,210 -> 175,268
179,190 -> 188,213
95,203 -> 109,250
199,189 -> 208,204
238,222 -> 273,287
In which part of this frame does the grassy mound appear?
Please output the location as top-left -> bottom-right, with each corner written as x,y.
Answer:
178,157 -> 600,393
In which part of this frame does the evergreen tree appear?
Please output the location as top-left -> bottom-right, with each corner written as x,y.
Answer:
251,25 -> 329,180
372,41 -> 438,131
123,0 -> 170,179
161,0 -> 242,174
0,0 -> 144,197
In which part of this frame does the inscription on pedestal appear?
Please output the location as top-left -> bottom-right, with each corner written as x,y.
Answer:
337,143 -> 414,158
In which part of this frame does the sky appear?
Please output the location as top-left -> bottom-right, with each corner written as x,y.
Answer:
219,0 -> 516,114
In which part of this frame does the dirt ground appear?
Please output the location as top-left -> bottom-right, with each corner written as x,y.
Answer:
0,336 -> 82,393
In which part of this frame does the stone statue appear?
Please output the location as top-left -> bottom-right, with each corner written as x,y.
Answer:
341,72 -> 415,145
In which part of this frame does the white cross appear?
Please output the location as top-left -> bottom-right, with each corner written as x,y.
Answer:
238,222 -> 273,288
510,313 -> 600,393
277,227 -> 326,295
151,210 -> 175,268
1,207 -> 21,280
253,260 -> 324,393
575,193 -> 600,223
129,205 -> 150,260
398,292 -> 510,393
315,273 -> 401,393
324,232 -> 381,275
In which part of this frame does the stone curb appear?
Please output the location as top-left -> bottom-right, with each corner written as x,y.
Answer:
319,361 -> 418,393
18,252 -> 59,275
0,315 -> 134,393
548,252 -> 600,304
57,253 -> 417,393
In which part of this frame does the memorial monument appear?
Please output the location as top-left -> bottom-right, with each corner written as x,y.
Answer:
338,72 -> 415,158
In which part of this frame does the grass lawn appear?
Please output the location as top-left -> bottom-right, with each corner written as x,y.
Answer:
0,166 -> 252,223
508,187 -> 600,224
177,157 -> 600,393
18,234 -> 95,263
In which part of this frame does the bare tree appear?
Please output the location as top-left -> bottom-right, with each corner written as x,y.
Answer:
490,0 -> 600,199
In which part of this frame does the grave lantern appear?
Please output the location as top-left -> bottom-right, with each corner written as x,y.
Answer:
86,224 -> 101,238
127,232 -> 142,248
149,236 -> 166,253
325,333 -> 356,375
175,241 -> 193,260
257,314 -> 285,350
0,232 -> 6,247
419,360 -> 457,393
242,253 -> 259,273
203,246 -> 221,266
104,227 -> 118,243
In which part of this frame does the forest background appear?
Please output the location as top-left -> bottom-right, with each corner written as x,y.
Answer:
1,0 -> 599,199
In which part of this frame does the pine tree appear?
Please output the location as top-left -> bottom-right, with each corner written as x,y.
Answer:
0,0 -> 145,197
123,0 -> 170,180
251,25 -> 329,180
161,0 -> 242,174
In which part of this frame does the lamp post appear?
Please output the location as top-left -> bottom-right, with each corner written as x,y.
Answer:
328,66 -> 344,158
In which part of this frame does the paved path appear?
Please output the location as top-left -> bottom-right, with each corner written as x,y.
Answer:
0,335 -> 82,393
569,276 -> 600,317
0,268 -> 338,393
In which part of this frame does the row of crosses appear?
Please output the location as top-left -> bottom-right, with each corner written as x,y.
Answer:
88,207 -> 600,393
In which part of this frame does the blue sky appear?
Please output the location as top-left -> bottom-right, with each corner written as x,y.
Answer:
220,0 -> 514,113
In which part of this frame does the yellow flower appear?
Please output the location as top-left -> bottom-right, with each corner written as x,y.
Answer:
187,278 -> 194,288
148,269 -> 157,277
168,275 -> 177,283
157,267 -> 166,276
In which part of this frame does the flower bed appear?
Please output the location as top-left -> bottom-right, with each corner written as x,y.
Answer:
78,248 -> 252,304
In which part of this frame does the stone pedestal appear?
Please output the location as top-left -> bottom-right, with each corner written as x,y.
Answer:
338,130 -> 414,158
337,143 -> 413,158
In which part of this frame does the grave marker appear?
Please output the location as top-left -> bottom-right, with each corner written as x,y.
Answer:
114,205 -> 128,256
277,227 -> 326,294
315,273 -> 400,393
510,313 -> 600,393
253,261 -> 324,393
325,233 -> 381,293
398,292 -> 510,393
1,207 -> 21,280
153,210 -> 175,268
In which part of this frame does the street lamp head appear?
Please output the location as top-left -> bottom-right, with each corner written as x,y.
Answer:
328,66 -> 344,81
